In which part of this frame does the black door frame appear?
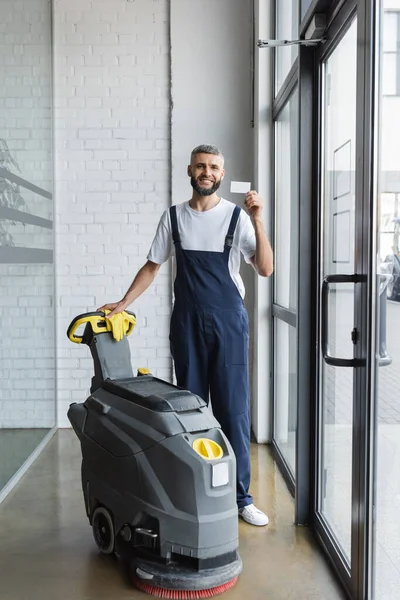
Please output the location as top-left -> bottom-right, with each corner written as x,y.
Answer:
313,3 -> 359,596
295,0 -> 377,599
271,2 -> 378,596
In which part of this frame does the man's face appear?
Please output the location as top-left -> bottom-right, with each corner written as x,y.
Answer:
188,153 -> 225,196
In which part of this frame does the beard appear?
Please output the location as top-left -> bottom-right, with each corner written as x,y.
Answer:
190,177 -> 222,196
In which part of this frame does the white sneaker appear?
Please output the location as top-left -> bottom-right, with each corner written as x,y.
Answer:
238,504 -> 269,527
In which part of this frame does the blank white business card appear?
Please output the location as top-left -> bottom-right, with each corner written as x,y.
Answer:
230,181 -> 251,194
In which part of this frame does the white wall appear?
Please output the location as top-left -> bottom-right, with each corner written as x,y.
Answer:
53,0 -> 272,435
53,0 -> 171,427
170,0 -> 254,204
170,0 -> 257,411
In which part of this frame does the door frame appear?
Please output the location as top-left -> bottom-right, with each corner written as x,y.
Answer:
272,1 -> 378,595
299,1 -> 377,599
313,4 -> 358,595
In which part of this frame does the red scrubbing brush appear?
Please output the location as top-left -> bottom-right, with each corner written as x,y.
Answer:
133,576 -> 239,598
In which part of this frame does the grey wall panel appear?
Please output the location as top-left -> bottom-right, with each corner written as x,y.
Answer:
0,247 -> 53,263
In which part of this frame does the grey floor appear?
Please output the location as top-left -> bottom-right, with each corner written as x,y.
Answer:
0,430 -> 345,600
0,428 -> 50,491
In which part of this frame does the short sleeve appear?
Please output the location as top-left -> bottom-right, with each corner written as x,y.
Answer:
238,211 -> 256,264
146,209 -> 173,264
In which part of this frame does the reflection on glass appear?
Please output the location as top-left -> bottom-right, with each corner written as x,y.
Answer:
276,0 -> 299,92
1,220 -> 52,250
274,90 -> 299,311
373,2 -> 400,599
319,19 -> 357,563
0,0 -> 55,495
0,5 -> 53,192
301,0 -> 313,20
274,320 -> 297,474
320,290 -> 354,558
382,10 -> 400,96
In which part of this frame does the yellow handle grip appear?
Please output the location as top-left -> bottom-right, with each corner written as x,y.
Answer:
67,310 -> 136,344
67,312 -> 107,343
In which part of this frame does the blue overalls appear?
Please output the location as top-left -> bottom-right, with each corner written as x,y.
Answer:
169,204 -> 252,509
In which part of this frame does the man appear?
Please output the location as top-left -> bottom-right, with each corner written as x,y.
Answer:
99,144 -> 273,526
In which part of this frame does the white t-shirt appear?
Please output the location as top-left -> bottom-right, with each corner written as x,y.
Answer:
147,198 -> 256,298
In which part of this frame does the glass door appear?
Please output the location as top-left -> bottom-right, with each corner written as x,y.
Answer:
372,1 -> 400,599
313,9 -> 364,594
318,17 -> 358,564
305,1 -> 394,597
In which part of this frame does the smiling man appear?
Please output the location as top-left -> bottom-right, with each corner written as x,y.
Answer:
99,144 -> 273,526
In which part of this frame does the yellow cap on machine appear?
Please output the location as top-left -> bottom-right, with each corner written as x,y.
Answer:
137,368 -> 150,376
192,438 -> 223,460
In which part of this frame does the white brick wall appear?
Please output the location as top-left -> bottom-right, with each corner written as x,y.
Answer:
54,0 -> 172,427
0,264 -> 56,428
0,0 -> 53,193
0,0 -> 55,429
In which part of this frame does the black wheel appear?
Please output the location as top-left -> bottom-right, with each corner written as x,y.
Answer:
92,506 -> 115,555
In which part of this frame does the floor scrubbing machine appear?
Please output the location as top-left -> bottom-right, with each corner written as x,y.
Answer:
67,311 -> 242,599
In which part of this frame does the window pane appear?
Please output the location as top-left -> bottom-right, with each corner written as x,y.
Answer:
301,0 -> 313,19
384,0 -> 400,8
318,18 -> 358,563
274,90 -> 299,311
383,12 -> 398,51
274,319 -> 297,474
0,263 -> 55,489
276,0 -> 299,92
0,0 -> 55,496
373,3 -> 400,599
382,53 -> 397,95
0,220 -> 52,250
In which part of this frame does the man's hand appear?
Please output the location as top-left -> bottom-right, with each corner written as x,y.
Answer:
244,190 -> 264,221
96,261 -> 161,321
245,190 -> 273,277
97,300 -> 128,319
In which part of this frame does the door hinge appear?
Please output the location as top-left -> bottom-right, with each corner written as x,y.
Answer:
351,327 -> 359,345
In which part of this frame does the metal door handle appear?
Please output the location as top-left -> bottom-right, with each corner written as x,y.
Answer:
321,274 -> 363,367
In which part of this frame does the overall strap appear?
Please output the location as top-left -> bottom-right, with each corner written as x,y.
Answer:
224,205 -> 241,249
169,205 -> 181,244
